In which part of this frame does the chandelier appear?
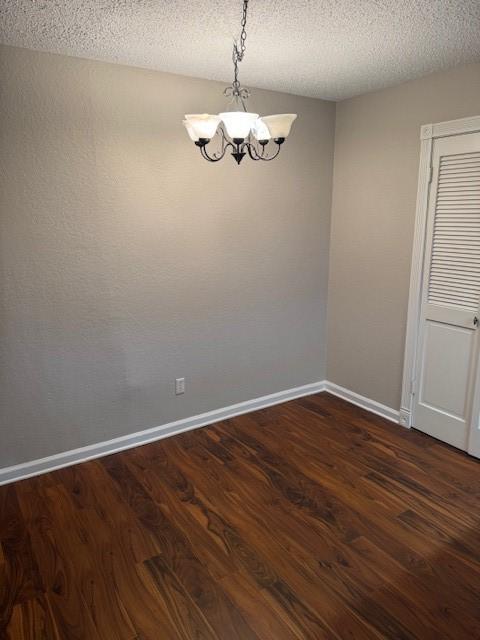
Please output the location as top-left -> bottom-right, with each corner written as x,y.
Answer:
183,0 -> 297,164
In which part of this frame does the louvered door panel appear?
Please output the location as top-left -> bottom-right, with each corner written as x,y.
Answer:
414,132 -> 480,453
427,152 -> 480,312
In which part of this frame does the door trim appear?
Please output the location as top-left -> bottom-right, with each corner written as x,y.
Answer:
401,115 -> 480,431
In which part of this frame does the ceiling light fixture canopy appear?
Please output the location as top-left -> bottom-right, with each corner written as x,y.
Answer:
183,0 -> 297,165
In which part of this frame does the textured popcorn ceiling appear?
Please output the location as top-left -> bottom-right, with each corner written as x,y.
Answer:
1,1 -> 480,100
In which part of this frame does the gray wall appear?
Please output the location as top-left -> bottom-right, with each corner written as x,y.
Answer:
327,62 -> 480,409
0,45 -> 335,467
4,45 -> 478,469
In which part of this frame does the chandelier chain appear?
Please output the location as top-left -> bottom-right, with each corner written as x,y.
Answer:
231,0 -> 249,96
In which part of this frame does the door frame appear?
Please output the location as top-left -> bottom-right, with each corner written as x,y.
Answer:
400,115 -> 480,434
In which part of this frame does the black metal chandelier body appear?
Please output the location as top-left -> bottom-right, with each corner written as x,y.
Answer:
195,129 -> 286,165
183,0 -> 297,165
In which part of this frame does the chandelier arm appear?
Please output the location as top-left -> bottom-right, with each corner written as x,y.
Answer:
200,142 -> 232,162
247,141 -> 283,162
262,144 -> 282,161
245,142 -> 262,161
219,124 -> 230,152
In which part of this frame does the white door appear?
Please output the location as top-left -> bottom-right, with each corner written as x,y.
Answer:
413,132 -> 480,454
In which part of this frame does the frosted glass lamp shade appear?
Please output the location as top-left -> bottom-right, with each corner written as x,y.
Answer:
251,118 -> 271,141
183,120 -> 199,142
219,112 -> 259,139
262,114 -> 297,139
184,114 -> 221,140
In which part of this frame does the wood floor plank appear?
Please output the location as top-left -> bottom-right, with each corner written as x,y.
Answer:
0,485 -> 43,634
241,410 -> 480,570
42,484 -> 140,640
104,550 -> 181,640
127,444 -> 364,639
4,596 -> 60,640
102,455 -> 261,640
351,536 -> 480,638
282,400 -> 480,529
212,419 -> 364,543
2,392 -> 480,638
55,461 -> 161,563
170,426 -> 451,640
14,482 -> 104,640
158,435 -> 397,639
142,557 -> 219,640
218,571 -> 307,640
252,406 -> 480,594
126,446 -> 337,639
301,394 -> 480,495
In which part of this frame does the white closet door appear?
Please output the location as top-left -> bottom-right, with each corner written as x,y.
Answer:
414,132 -> 480,453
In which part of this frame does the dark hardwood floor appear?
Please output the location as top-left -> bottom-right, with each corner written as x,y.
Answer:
1,392 -> 480,639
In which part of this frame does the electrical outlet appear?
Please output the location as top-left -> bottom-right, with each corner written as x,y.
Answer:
175,378 -> 185,395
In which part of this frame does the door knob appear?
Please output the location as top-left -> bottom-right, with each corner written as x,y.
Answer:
474,316 -> 479,327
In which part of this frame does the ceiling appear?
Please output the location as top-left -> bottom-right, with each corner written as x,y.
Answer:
1,0 -> 480,101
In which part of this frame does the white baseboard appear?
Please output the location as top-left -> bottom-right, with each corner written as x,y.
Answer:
0,380 -> 327,486
324,381 -> 400,424
0,380 -> 403,486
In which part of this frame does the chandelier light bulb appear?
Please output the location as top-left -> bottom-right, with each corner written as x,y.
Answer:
262,114 -> 298,139
184,114 -> 222,140
183,120 -> 199,142
251,118 -> 271,141
219,111 -> 259,140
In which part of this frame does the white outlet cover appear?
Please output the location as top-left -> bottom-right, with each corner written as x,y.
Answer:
175,378 -> 185,395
